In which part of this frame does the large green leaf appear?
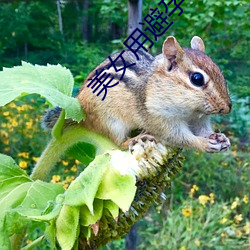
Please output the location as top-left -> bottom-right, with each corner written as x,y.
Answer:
0,154 -> 65,248
63,154 -> 110,213
96,167 -> 136,212
0,154 -> 30,181
79,199 -> 103,227
0,62 -> 85,121
56,205 -> 80,250
65,142 -> 96,165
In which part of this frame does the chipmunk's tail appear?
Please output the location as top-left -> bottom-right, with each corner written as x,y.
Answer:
41,106 -> 62,130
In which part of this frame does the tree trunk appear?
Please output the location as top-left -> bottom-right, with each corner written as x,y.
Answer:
128,0 -> 142,46
56,0 -> 64,36
125,224 -> 137,250
82,0 -> 89,41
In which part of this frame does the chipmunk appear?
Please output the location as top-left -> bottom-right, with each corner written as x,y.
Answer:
43,36 -> 232,153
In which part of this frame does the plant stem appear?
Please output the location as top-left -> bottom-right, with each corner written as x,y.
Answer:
30,126 -> 118,181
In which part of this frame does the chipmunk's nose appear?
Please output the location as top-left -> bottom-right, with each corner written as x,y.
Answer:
219,101 -> 232,114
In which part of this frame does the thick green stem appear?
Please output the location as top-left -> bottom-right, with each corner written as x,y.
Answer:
30,126 -> 118,181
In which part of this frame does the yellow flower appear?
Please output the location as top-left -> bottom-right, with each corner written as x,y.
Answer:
182,207 -> 192,217
26,121 -> 33,129
209,193 -> 215,204
32,157 -> 39,162
236,229 -> 242,237
189,184 -> 199,197
19,161 -> 28,169
244,221 -> 250,234
179,247 -> 186,250
18,152 -> 30,159
221,232 -> 227,238
0,130 -> 8,138
221,162 -> 228,167
194,238 -> 201,247
70,165 -> 77,172
75,159 -> 81,165
232,150 -> 237,156
234,214 -> 243,224
9,102 -> 16,108
51,175 -> 61,183
243,195 -> 248,204
3,111 -> 9,116
220,218 -> 228,224
63,182 -> 69,189
11,120 -> 18,127
198,195 -> 210,206
62,160 -> 69,166
66,176 -> 75,182
231,198 -> 240,209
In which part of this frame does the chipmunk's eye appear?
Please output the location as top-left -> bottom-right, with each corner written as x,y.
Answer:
190,72 -> 204,87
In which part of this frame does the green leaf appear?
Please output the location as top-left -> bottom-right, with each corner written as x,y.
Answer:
56,205 -> 80,250
0,176 -> 32,201
96,167 -> 136,212
103,200 -> 119,219
20,181 -> 64,213
0,62 -> 85,122
64,154 -> 111,213
80,199 -> 103,226
0,154 -> 30,181
65,142 -> 96,165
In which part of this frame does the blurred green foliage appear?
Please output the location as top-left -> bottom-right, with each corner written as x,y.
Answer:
0,0 -> 249,248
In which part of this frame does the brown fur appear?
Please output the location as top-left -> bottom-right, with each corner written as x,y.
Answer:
77,36 -> 232,152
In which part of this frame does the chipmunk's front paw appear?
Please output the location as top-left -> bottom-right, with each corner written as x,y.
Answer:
206,133 -> 230,152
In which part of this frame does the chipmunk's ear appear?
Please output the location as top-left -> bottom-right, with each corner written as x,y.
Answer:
162,36 -> 184,64
191,36 -> 205,52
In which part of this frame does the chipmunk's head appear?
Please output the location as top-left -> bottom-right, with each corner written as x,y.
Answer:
150,36 -> 232,117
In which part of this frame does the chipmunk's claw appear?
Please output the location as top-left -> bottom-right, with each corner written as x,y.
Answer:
207,133 -> 230,152
129,134 -> 156,152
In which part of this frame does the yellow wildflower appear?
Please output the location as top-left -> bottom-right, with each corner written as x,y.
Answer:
3,138 -> 9,145
179,247 -> 186,250
32,157 -> 39,162
221,162 -> 228,167
0,130 -> 8,138
243,195 -> 248,204
244,221 -> 250,234
232,150 -> 237,156
9,103 -> 16,108
209,193 -> 215,204
26,121 -> 33,129
11,119 -> 18,127
194,238 -> 201,247
62,160 -> 69,166
236,229 -> 242,237
70,165 -> 77,172
18,152 -> 29,159
221,232 -> 227,238
19,161 -> 28,169
182,207 -> 192,217
51,175 -> 61,183
231,197 -> 240,209
66,176 -> 75,182
3,111 -> 9,116
63,182 -> 69,189
198,195 -> 210,206
220,218 -> 228,224
189,184 -> 199,197
75,159 -> 81,165
234,214 -> 243,224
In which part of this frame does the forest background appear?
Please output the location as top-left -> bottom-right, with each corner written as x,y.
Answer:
0,0 -> 249,249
